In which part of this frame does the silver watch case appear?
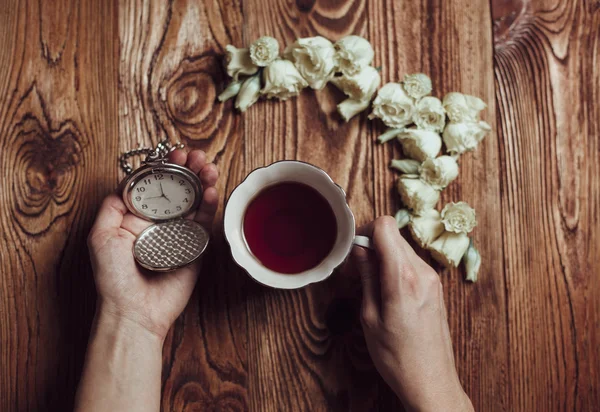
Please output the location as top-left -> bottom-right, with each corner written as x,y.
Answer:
121,161 -> 203,222
120,161 -> 209,272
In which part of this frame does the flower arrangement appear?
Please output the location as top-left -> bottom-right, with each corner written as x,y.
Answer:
219,35 -> 488,282
375,75 -> 489,283
218,35 -> 380,119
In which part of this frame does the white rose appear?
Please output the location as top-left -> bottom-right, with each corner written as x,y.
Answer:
261,59 -> 308,100
441,202 -> 477,234
428,231 -> 470,268
234,75 -> 261,112
443,92 -> 486,123
395,209 -> 411,229
413,96 -> 446,132
419,155 -> 459,190
368,83 -> 415,129
477,121 -> 492,140
331,66 -> 381,101
442,121 -> 491,155
397,176 -> 440,215
224,45 -> 259,80
337,98 -> 371,122
390,159 -> 420,175
397,129 -> 442,162
377,128 -> 403,144
249,36 -> 279,67
403,73 -> 432,100
463,241 -> 481,282
218,80 -> 242,102
408,209 -> 445,248
334,35 -> 374,76
284,36 -> 336,90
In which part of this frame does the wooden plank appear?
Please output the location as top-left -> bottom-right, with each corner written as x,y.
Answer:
239,1 -> 382,410
405,1 -> 508,410
117,0 -> 250,410
491,0 -> 600,410
239,0 -> 501,410
364,0 -> 506,410
0,0 -> 118,410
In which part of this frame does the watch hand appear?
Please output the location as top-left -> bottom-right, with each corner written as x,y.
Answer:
145,195 -> 163,200
159,182 -> 171,202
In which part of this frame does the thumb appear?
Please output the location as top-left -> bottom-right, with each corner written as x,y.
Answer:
91,194 -> 128,233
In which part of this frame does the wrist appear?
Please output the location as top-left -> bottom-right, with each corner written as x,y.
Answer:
93,302 -> 166,349
401,389 -> 473,412
76,301 -> 164,411
387,374 -> 473,412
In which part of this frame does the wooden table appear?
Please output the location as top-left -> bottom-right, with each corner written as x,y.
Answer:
1,0 -> 598,410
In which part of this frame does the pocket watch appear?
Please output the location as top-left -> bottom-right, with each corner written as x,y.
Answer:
119,139 -> 210,271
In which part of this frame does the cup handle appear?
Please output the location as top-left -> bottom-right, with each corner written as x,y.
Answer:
353,235 -> 374,250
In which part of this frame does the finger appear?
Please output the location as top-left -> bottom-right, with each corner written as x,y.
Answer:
355,220 -> 376,237
351,242 -> 379,324
168,148 -> 187,166
186,150 -> 207,175
121,213 -> 153,236
367,216 -> 419,305
91,194 -> 128,232
194,187 -> 219,230
357,216 -> 411,268
199,163 -> 218,188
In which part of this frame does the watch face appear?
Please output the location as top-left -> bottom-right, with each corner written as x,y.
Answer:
130,170 -> 197,220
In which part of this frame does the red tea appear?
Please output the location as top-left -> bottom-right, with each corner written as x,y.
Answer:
243,182 -> 338,274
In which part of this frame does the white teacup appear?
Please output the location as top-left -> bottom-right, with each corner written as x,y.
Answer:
224,161 -> 370,289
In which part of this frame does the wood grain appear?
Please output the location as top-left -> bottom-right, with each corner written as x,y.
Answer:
491,0 -> 600,410
0,0 -> 117,411
0,0 -> 598,410
117,1 -> 249,410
